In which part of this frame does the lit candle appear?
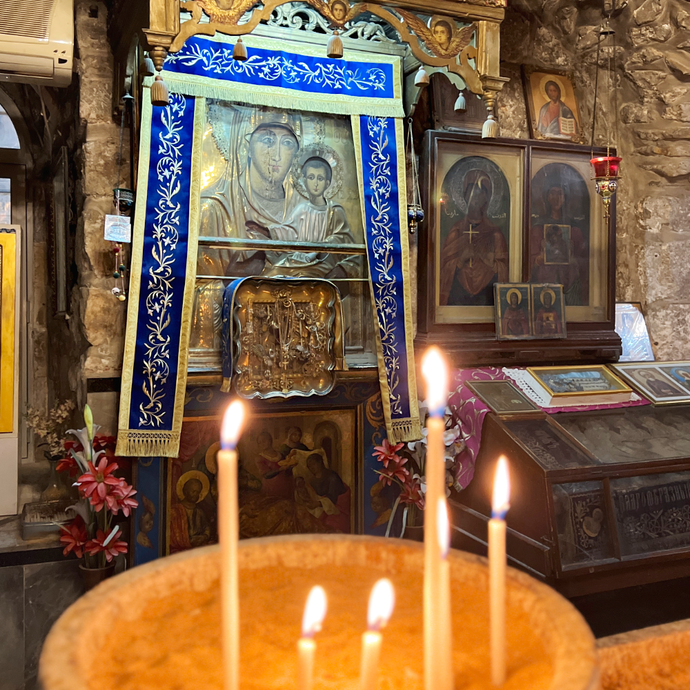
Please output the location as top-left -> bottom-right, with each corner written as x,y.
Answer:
421,347 -> 451,690
218,400 -> 245,690
360,578 -> 395,690
298,586 -> 327,690
489,456 -> 511,687
437,498 -> 453,686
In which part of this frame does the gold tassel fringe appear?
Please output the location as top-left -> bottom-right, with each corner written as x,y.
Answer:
115,429 -> 181,458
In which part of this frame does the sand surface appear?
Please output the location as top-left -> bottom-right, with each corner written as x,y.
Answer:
598,620 -> 690,690
90,563 -> 552,690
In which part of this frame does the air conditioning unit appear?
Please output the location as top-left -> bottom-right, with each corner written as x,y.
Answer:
0,0 -> 74,87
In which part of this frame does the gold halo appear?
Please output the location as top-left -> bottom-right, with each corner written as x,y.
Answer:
176,470 -> 210,503
538,74 -> 567,103
540,288 -> 556,306
204,442 -> 220,475
506,288 -> 522,305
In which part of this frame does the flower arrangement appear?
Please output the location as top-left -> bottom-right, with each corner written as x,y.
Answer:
25,400 -> 76,460
57,406 -> 137,570
372,402 -> 465,537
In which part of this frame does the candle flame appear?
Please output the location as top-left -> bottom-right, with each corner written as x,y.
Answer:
421,347 -> 448,417
221,400 -> 245,450
367,578 -> 395,631
437,498 -> 450,558
301,585 -> 327,638
492,456 -> 511,519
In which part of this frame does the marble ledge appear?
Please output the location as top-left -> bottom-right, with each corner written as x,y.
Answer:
0,516 -> 60,555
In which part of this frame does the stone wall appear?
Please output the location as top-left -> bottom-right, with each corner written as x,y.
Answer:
71,1 -> 129,437
3,1 -> 129,508
74,0 -> 128,382
498,0 -> 690,359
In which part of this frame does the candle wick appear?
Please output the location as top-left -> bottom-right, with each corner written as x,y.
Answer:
491,506 -> 510,520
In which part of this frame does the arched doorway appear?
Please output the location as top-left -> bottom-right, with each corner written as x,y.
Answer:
0,91 -> 28,516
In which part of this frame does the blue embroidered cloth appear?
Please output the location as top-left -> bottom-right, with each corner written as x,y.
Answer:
162,34 -> 404,118
356,116 -> 420,442
117,42 -> 418,457
117,94 -> 199,456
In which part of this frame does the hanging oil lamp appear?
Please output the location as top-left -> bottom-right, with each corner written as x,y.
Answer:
590,17 -> 621,220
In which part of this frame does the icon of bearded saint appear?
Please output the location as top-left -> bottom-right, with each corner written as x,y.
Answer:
439,170 -> 509,306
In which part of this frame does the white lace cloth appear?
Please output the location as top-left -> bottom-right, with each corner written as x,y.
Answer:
503,367 -> 642,409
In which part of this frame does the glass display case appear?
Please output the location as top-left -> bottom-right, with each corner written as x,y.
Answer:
450,405 -> 690,597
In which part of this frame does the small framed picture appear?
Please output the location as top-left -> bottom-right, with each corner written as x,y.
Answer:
615,303 -> 655,362
543,224 -> 571,265
494,283 -> 532,340
610,362 -> 690,404
531,284 -> 566,339
528,365 -> 632,400
466,380 -> 540,414
522,67 -> 583,143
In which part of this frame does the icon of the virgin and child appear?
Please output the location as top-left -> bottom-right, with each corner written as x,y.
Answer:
191,104 -> 361,354
198,105 -> 359,279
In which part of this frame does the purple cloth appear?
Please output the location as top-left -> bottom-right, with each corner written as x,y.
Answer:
447,367 -> 651,490
447,368 -> 502,490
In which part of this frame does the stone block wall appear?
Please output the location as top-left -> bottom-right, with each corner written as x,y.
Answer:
74,1 -> 128,381
499,0 -> 690,359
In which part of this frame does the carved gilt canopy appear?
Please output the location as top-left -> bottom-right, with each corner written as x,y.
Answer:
144,0 -> 507,118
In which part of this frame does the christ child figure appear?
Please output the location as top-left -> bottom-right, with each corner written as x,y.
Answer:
270,156 -> 354,276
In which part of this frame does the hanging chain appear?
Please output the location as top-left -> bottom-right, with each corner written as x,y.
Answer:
116,99 -> 126,192
406,118 -> 424,233
590,23 -> 603,155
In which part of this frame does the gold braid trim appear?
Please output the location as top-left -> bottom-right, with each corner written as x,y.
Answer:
116,91 -> 153,458
352,115 -> 421,445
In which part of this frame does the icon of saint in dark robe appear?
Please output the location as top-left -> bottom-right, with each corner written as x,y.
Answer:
643,373 -> 684,398
534,289 -> 563,337
439,170 -> 509,306
501,289 -> 530,337
530,181 -> 588,305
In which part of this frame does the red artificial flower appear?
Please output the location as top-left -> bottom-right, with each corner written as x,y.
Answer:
85,529 -> 128,562
113,481 -> 138,517
93,435 -> 116,451
377,455 -> 410,486
56,455 -> 80,477
103,481 -> 138,516
399,475 -> 424,510
77,457 -> 121,503
373,439 -> 405,468
63,439 -> 84,452
59,518 -> 88,559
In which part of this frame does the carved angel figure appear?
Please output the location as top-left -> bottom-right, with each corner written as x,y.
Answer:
397,10 -> 475,59
194,0 -> 261,25
194,0 -> 365,27
304,0 -> 365,26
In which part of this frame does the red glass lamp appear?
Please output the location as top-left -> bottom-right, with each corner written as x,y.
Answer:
590,155 -> 622,219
